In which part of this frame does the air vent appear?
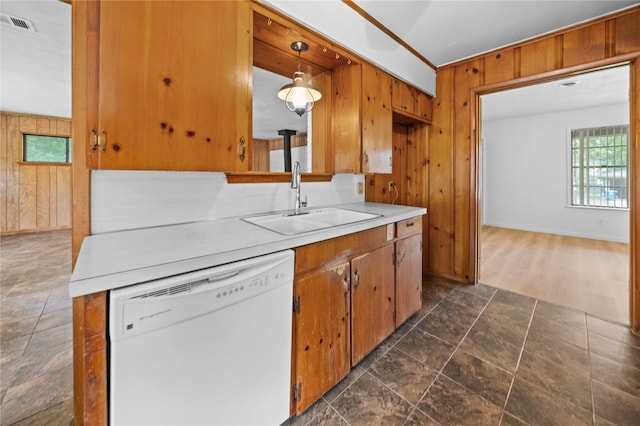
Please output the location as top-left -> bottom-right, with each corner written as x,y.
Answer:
134,283 -> 192,299
2,14 -> 36,32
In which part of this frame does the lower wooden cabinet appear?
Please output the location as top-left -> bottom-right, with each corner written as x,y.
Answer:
292,262 -> 351,413
395,233 -> 423,325
351,244 -> 395,365
291,218 -> 423,415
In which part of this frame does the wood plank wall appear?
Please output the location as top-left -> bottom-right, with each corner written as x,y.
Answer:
429,7 -> 640,330
429,7 -> 640,283
0,112 -> 72,234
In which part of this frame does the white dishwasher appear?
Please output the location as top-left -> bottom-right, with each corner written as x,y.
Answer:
109,250 -> 294,426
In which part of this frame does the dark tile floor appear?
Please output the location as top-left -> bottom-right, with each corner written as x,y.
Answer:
1,230 -> 73,426
1,230 -> 640,425
289,276 -> 640,426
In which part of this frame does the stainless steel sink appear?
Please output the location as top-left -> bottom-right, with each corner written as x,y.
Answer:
241,207 -> 381,235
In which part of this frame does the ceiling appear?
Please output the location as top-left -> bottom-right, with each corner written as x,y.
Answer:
0,0 -> 637,131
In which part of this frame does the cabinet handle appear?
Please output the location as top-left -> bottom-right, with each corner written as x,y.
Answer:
397,251 -> 406,266
237,137 -> 246,161
90,128 -> 99,151
91,129 -> 107,153
405,221 -> 414,227
99,129 -> 107,153
343,274 -> 349,295
353,269 -> 360,289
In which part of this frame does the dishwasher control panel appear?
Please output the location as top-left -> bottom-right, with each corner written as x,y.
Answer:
109,250 -> 294,341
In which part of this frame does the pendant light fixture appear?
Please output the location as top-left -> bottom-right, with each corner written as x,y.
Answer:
277,41 -> 322,116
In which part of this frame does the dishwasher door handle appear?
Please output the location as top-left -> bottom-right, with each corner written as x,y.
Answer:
207,270 -> 240,283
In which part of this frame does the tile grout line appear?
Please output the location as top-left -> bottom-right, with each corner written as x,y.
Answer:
498,299 -> 537,425
410,287 -> 498,420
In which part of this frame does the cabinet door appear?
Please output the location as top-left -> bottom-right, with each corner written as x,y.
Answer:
332,64 -> 362,173
395,234 -> 423,326
414,91 -> 433,122
362,64 -> 392,173
391,78 -> 415,113
97,1 -> 251,171
351,244 -> 395,366
293,263 -> 351,414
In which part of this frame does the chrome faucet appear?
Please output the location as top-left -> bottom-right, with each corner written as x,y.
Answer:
291,161 -> 302,215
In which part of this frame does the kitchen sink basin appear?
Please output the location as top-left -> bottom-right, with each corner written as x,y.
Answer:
241,207 -> 381,235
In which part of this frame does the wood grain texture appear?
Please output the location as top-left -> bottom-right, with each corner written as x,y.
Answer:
395,233 -> 422,325
361,64 -> 392,173
293,262 -> 351,414
432,5 -> 640,330
351,244 -> 395,365
631,60 -> 640,333
563,23 -> 606,68
480,226 -> 628,324
0,112 -> 72,235
332,63 -> 362,173
0,113 -> 7,231
96,1 -> 251,171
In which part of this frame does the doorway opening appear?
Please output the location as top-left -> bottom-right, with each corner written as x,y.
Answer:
478,65 -> 631,324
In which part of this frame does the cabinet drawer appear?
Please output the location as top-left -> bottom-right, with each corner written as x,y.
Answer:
396,217 -> 422,238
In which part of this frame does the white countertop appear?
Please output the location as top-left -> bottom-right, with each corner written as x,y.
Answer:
69,202 -> 426,297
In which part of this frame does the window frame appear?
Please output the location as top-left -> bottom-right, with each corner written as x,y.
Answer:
568,124 -> 629,210
22,133 -> 72,164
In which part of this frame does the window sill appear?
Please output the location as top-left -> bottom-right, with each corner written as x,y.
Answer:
18,161 -> 71,166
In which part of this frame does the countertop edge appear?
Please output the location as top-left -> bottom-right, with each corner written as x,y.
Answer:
69,203 -> 426,297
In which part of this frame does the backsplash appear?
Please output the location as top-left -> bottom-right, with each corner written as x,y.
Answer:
91,171 -> 365,234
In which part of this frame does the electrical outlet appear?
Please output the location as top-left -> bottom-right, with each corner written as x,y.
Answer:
388,181 -> 395,191
357,182 -> 364,194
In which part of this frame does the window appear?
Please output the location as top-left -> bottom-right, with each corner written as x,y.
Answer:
23,134 -> 72,163
571,125 -> 628,209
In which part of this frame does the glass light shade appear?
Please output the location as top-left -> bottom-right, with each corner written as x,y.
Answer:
277,72 -> 322,116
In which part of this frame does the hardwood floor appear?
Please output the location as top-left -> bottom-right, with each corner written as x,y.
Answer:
479,226 -> 630,324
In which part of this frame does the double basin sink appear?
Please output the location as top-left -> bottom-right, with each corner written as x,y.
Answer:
242,207 -> 381,235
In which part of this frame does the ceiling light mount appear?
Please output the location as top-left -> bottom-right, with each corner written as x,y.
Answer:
277,41 -> 322,116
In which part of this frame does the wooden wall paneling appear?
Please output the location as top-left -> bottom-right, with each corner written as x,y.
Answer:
49,166 -> 58,227
18,165 -> 37,230
432,6 -> 640,329
405,123 -> 428,208
311,70 -> 332,173
57,167 -> 71,227
332,64 -> 362,173
252,139 -> 269,171
56,119 -> 72,136
6,115 -> 20,231
0,113 -> 7,232
0,112 -> 71,235
363,123 -> 405,204
631,59 -> 640,333
36,166 -> 51,228
428,67 -> 455,277
483,49 -> 515,85
36,117 -> 50,134
452,60 -> 481,280
520,37 -> 557,77
615,12 -> 640,55
73,292 -> 108,426
20,115 -> 36,134
563,23 -> 606,68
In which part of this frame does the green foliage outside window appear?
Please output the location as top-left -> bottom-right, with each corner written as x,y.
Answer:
23,134 -> 72,163
571,125 -> 628,209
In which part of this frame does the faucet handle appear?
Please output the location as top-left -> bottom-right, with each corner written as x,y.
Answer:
302,195 -> 308,208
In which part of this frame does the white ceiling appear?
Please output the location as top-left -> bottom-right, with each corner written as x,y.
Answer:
0,0 -> 636,128
354,0 -> 639,67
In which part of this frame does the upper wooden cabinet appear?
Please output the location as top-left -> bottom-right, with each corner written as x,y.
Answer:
332,63 -> 392,174
392,78 -> 433,123
92,1 -> 251,171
